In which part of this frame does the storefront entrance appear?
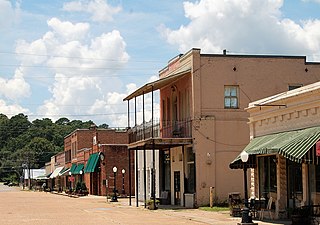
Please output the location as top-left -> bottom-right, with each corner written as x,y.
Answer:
287,161 -> 303,209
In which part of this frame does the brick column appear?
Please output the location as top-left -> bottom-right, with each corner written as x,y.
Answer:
277,155 -> 287,219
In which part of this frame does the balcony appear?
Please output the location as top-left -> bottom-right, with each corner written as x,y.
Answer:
128,119 -> 192,144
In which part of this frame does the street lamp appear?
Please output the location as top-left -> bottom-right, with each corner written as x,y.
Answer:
79,170 -> 83,183
238,151 -> 257,225
69,171 -> 72,191
121,169 -> 126,194
110,166 -> 118,202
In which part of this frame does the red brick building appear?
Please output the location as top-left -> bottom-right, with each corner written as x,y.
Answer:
64,127 -> 134,197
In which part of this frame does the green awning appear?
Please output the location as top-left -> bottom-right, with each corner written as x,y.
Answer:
230,126 -> 320,169
59,167 -> 70,176
84,153 -> 100,173
73,164 -> 84,175
69,164 -> 77,174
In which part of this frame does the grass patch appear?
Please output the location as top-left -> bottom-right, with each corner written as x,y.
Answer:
199,206 -> 229,212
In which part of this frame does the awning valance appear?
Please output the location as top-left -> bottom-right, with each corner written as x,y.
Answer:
230,126 -> 320,169
49,167 -> 64,179
123,68 -> 191,101
84,153 -> 99,173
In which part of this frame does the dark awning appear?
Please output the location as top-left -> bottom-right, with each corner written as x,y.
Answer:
123,68 -> 191,101
73,164 -> 84,175
230,126 -> 320,169
84,153 -> 99,173
69,164 -> 77,175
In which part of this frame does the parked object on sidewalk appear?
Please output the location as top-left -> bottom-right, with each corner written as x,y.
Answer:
147,199 -> 160,210
259,197 -> 274,220
229,192 -> 242,217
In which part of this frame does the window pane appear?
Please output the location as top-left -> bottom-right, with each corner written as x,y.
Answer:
230,97 -> 238,108
230,87 -> 237,96
224,87 -> 231,96
225,98 -> 230,107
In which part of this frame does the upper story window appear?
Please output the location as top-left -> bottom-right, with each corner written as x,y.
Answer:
224,85 -> 239,109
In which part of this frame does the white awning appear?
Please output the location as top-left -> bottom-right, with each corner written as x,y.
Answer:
49,167 -> 64,179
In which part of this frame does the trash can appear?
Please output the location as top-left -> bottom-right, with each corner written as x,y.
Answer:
228,192 -> 242,217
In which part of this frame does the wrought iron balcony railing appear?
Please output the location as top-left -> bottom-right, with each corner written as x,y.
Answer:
128,119 -> 192,143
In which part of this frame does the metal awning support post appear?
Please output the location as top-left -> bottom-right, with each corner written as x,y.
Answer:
128,148 -> 132,206
127,100 -> 132,206
151,86 -> 156,209
135,148 -> 139,207
134,97 -> 139,207
143,145 -> 147,208
143,92 -> 145,139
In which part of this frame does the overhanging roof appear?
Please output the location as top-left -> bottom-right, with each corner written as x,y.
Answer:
127,137 -> 193,150
230,126 -> 320,169
123,68 -> 191,101
49,167 -> 64,179
84,153 -> 99,173
73,164 -> 84,175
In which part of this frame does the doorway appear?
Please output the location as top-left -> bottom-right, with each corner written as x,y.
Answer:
174,171 -> 181,205
287,161 -> 303,208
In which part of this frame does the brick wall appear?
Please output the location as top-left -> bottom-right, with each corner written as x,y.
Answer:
101,145 -> 135,196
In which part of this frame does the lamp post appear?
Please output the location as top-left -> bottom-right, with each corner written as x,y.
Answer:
238,151 -> 257,225
79,170 -> 83,183
110,166 -> 118,202
68,171 -> 72,191
121,169 -> 126,195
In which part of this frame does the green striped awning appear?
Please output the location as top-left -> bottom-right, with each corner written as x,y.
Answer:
73,164 -> 84,175
59,167 -> 70,176
230,126 -> 320,169
84,153 -> 99,173
69,164 -> 77,174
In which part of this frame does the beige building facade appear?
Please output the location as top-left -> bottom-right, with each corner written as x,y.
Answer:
125,48 -> 320,207
230,81 -> 320,219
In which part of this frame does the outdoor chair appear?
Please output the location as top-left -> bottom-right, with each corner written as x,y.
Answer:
259,197 -> 274,220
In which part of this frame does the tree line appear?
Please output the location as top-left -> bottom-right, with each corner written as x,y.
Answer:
0,113 -> 108,182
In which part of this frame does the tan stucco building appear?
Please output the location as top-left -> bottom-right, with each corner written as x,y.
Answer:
231,81 -> 320,219
124,48 -> 320,207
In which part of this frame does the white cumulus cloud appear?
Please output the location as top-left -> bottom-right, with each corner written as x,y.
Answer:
0,0 -> 20,29
63,0 -> 121,22
160,0 -> 320,60
14,17 -> 130,125
0,99 -> 30,117
0,68 -> 31,101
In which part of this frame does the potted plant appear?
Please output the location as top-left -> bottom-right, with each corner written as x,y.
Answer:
147,199 -> 160,210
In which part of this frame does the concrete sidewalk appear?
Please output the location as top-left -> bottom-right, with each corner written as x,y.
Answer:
83,195 -> 292,225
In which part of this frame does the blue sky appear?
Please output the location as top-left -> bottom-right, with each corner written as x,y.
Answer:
1,0 -> 320,127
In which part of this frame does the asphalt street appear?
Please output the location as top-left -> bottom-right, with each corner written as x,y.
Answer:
0,183 -> 291,225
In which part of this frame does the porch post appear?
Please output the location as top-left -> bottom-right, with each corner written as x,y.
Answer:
135,148 -> 139,207
128,148 -> 131,206
127,100 -> 130,129
143,145 -> 147,208
143,92 -> 145,139
151,86 -> 156,208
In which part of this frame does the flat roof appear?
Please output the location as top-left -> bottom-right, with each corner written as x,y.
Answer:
248,81 -> 320,108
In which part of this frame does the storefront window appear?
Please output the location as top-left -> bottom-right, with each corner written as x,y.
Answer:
287,161 -> 302,208
309,164 -> 320,205
185,147 -> 195,193
258,155 -> 277,199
